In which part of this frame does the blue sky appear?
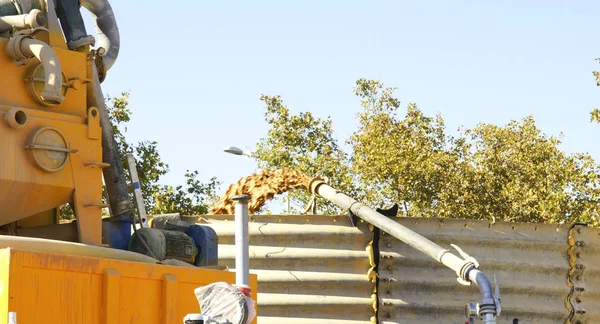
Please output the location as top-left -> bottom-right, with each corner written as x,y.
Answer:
84,1 -> 600,204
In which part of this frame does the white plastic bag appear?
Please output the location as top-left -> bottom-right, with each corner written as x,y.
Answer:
193,282 -> 256,324
233,284 -> 256,324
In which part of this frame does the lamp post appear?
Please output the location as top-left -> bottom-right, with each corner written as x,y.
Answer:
223,146 -> 252,158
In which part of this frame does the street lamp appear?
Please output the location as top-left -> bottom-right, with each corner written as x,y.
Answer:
223,146 -> 252,158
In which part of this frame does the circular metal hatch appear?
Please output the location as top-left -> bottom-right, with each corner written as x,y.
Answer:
26,63 -> 69,107
27,127 -> 71,172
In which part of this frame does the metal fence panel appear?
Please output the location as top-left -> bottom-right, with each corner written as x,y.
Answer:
202,214 -> 377,324
378,218 -> 575,324
195,214 -> 600,324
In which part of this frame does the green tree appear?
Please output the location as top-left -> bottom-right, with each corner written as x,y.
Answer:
153,171 -> 221,215
61,92 -> 220,219
253,95 -> 356,214
349,78 -> 460,216
593,58 -> 600,123
254,78 -> 600,225
107,92 -> 169,211
460,118 -> 600,224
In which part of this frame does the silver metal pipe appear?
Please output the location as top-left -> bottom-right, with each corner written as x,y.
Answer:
0,0 -> 42,16
469,269 -> 497,322
87,58 -> 133,219
308,177 -> 498,322
0,9 -> 44,32
233,194 -> 250,287
81,0 -> 119,71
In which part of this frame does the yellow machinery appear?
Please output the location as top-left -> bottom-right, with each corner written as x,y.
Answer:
0,1 -> 258,322
0,0 -> 104,244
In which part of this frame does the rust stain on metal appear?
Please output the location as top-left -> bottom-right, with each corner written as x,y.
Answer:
565,223 -> 600,324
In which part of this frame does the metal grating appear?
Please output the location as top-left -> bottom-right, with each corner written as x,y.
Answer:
201,214 -> 377,324
195,214 -> 600,324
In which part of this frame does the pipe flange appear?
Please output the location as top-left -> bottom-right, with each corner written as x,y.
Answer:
6,27 -> 48,66
308,177 -> 327,198
24,9 -> 46,30
477,303 -> 497,316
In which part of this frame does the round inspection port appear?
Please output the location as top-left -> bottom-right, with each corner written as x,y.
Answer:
5,108 -> 28,129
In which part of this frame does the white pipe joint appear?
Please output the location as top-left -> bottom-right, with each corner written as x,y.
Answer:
233,194 -> 251,287
0,9 -> 45,32
6,28 -> 65,105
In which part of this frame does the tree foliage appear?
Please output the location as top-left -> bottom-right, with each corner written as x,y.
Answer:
61,92 -> 220,219
153,171 -> 221,215
254,78 -> 600,225
253,95 -> 356,214
593,58 -> 600,124
108,92 -> 169,211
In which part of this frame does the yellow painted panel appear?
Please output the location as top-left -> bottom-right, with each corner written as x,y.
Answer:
0,38 -> 88,117
17,208 -> 59,228
0,248 -> 258,324
0,106 -> 102,227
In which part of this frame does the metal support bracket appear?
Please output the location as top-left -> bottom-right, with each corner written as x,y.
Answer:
348,209 -> 359,227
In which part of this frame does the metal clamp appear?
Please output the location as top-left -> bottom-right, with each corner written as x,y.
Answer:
450,244 -> 480,286
6,27 -> 48,66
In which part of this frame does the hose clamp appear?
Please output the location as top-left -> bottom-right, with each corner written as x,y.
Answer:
6,27 -> 48,66
450,244 -> 480,286
307,177 -> 327,198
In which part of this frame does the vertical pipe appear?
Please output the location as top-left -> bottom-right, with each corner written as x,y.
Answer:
233,194 -> 250,286
87,60 -> 133,219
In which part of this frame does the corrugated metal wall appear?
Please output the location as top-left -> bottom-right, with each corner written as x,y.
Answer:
379,218 -> 571,324
566,223 -> 600,324
202,214 -> 377,324
198,215 -> 600,324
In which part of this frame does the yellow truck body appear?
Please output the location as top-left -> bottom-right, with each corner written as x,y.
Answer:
0,248 -> 258,324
